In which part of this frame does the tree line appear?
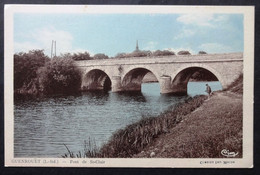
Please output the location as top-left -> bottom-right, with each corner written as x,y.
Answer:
113,50 -> 207,59
62,49 -> 207,60
14,50 -> 82,96
14,49 -> 208,96
62,52 -> 109,60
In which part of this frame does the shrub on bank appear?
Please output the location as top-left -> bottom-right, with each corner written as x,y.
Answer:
14,50 -> 50,95
14,50 -> 83,96
38,58 -> 82,94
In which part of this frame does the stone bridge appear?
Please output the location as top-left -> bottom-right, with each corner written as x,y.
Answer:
75,52 -> 243,94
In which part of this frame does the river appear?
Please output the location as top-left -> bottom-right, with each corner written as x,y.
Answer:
14,81 -> 222,157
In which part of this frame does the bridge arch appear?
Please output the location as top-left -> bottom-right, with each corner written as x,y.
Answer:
172,64 -> 223,85
170,64 -> 224,94
82,69 -> 112,91
121,67 -> 159,92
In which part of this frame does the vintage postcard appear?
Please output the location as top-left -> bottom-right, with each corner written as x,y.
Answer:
4,5 -> 254,168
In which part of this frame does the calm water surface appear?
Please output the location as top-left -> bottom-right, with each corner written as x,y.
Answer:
14,81 -> 221,157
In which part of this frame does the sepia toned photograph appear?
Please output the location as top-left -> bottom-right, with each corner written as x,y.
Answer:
4,5 -> 254,168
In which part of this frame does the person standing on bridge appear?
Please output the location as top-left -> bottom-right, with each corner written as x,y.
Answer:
205,84 -> 212,98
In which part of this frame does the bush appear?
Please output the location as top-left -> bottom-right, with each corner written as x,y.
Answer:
152,50 -> 175,56
93,53 -> 109,60
177,50 -> 191,55
114,53 -> 127,58
60,53 -> 73,59
198,51 -> 207,54
14,50 -> 49,94
72,52 -> 92,60
130,50 -> 151,57
114,51 -> 152,58
38,58 -> 82,94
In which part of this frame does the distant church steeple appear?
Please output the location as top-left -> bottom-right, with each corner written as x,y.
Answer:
136,40 -> 139,51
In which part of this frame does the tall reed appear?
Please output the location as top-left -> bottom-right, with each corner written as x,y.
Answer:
62,138 -> 100,158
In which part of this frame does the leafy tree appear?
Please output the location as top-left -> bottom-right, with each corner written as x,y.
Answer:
60,53 -> 73,59
198,51 -> 207,54
114,49 -> 176,58
177,50 -> 191,55
14,50 -> 49,93
130,50 -> 151,57
38,58 -> 82,94
72,52 -> 92,60
114,50 -> 152,58
115,53 -> 127,58
152,50 -> 175,56
93,53 -> 109,60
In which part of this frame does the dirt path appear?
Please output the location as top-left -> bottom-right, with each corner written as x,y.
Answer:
133,92 -> 243,158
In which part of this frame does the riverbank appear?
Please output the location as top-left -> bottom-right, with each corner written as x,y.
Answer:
95,92 -> 242,158
132,75 -> 243,158
63,75 -> 243,158
133,91 -> 242,158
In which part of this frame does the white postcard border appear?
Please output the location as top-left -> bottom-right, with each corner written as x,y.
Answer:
4,5 -> 254,168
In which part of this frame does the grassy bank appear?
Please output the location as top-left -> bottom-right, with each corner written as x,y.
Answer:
63,74 -> 243,158
133,74 -> 243,158
134,92 -> 242,158
224,74 -> 243,94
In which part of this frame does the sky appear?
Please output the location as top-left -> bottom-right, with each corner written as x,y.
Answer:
14,13 -> 244,57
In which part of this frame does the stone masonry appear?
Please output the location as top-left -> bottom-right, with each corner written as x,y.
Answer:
75,52 -> 243,94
